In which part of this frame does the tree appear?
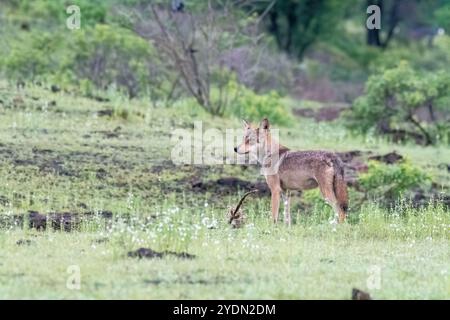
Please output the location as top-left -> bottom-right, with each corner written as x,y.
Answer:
366,0 -> 449,48
348,61 -> 450,145
119,1 -> 264,115
434,2 -> 450,33
366,0 -> 401,48
251,0 -> 349,59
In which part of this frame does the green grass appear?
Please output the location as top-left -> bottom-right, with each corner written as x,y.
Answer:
0,81 -> 449,299
0,204 -> 448,299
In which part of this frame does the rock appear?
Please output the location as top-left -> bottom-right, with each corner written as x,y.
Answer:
352,288 -> 372,300
368,151 -> 403,164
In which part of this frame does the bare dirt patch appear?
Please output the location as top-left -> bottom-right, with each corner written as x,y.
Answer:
144,275 -> 239,286
192,177 -> 270,196
128,247 -> 196,260
16,239 -> 34,246
0,210 -> 114,231
294,105 -> 348,122
335,150 -> 370,187
368,151 -> 403,164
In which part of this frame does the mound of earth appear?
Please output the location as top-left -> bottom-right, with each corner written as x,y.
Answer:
128,247 -> 196,260
368,151 -> 403,164
191,177 -> 270,196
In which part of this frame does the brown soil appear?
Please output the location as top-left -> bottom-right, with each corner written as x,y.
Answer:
368,151 -> 403,164
16,239 -> 34,246
128,247 -> 196,260
0,210 -> 114,231
294,105 -> 348,122
335,150 -> 370,188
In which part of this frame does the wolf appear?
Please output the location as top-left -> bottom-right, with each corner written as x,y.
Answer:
234,118 -> 348,226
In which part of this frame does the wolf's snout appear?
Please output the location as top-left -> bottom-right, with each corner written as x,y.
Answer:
234,147 -> 238,153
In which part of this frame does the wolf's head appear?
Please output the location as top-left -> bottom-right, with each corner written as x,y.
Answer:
234,118 -> 271,158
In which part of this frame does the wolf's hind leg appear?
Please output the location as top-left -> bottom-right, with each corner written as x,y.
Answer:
316,172 -> 340,223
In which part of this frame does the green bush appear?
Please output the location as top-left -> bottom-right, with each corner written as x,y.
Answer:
0,22 -> 173,100
359,160 -> 431,203
301,189 -> 333,214
177,78 -> 292,126
222,80 -> 292,126
347,61 -> 450,145
0,31 -> 63,81
66,24 -> 156,98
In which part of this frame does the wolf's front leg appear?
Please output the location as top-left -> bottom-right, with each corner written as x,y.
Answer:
266,175 -> 281,224
270,190 -> 281,223
282,190 -> 291,227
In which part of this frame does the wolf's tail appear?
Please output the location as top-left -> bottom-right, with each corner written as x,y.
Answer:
332,158 -> 348,215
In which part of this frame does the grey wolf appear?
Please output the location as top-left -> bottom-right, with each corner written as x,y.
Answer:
234,118 -> 348,226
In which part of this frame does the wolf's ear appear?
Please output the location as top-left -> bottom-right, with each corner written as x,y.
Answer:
260,118 -> 270,130
242,119 -> 250,128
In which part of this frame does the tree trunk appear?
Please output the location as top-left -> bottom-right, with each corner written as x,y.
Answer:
284,3 -> 297,53
367,28 -> 381,46
380,0 -> 400,48
269,11 -> 282,49
408,114 -> 433,146
367,0 -> 382,47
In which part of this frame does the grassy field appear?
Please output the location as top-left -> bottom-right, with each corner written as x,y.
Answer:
0,82 -> 449,299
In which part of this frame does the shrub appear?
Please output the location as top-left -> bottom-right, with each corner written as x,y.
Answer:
301,189 -> 333,217
175,77 -> 292,126
347,61 -> 450,145
0,30 -> 65,81
222,80 -> 292,126
66,24 -> 156,98
359,160 -> 431,203
0,22 -> 172,100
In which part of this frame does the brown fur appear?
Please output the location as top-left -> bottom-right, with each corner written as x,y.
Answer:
235,118 -> 348,225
